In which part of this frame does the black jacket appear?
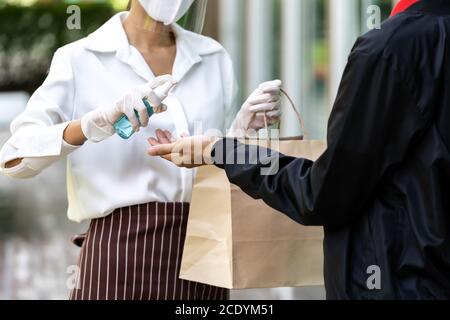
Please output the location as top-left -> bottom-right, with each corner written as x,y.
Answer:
213,0 -> 450,299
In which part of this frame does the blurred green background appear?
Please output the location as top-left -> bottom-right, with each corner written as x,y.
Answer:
0,1 -> 122,93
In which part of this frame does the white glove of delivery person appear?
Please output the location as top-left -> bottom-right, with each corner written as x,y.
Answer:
81,75 -> 176,143
230,80 -> 282,137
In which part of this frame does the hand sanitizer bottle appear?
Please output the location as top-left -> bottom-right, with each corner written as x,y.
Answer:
114,81 -> 175,139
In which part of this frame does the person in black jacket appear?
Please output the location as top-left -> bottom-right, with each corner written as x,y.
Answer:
148,0 -> 450,299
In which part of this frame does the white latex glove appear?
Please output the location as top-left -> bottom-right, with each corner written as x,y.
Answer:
230,80 -> 282,137
81,75 -> 176,143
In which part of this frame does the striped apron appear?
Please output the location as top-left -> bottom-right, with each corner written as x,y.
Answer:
69,202 -> 229,300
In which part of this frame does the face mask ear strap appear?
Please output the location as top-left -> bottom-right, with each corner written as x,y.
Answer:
168,0 -> 184,25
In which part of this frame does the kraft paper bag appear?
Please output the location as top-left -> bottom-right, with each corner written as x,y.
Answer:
180,139 -> 327,289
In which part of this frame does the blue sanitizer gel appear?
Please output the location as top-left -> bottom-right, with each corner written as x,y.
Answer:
113,98 -> 155,139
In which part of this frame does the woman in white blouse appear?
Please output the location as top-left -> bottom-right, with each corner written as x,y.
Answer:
0,0 -> 282,300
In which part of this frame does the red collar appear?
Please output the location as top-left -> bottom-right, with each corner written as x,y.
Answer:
390,0 -> 420,17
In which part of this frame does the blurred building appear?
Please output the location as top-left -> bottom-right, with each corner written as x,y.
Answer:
203,0 -> 396,140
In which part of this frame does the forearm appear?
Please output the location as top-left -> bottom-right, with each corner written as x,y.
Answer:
4,120 -> 85,169
2,120 -> 84,177
211,138 -> 323,226
63,120 -> 87,146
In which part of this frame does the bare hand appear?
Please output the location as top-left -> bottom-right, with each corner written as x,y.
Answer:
148,130 -> 219,168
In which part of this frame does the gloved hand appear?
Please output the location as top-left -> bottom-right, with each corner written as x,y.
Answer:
81,75 -> 176,143
230,80 -> 282,137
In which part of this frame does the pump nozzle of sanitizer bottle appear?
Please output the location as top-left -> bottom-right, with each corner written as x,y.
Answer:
114,81 -> 176,139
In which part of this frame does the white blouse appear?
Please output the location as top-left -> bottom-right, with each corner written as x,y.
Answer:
0,12 -> 238,223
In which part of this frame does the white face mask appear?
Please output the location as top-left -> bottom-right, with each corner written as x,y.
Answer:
138,0 -> 195,25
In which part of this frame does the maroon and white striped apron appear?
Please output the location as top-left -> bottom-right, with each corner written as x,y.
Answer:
69,202 -> 229,300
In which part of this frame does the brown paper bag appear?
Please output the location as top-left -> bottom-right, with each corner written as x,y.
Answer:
180,139 -> 327,289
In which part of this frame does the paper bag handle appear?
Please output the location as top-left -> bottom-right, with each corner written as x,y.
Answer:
280,89 -> 307,138
263,88 -> 308,140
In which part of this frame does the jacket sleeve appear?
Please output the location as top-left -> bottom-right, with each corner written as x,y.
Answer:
0,48 -> 80,179
212,51 -> 427,228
